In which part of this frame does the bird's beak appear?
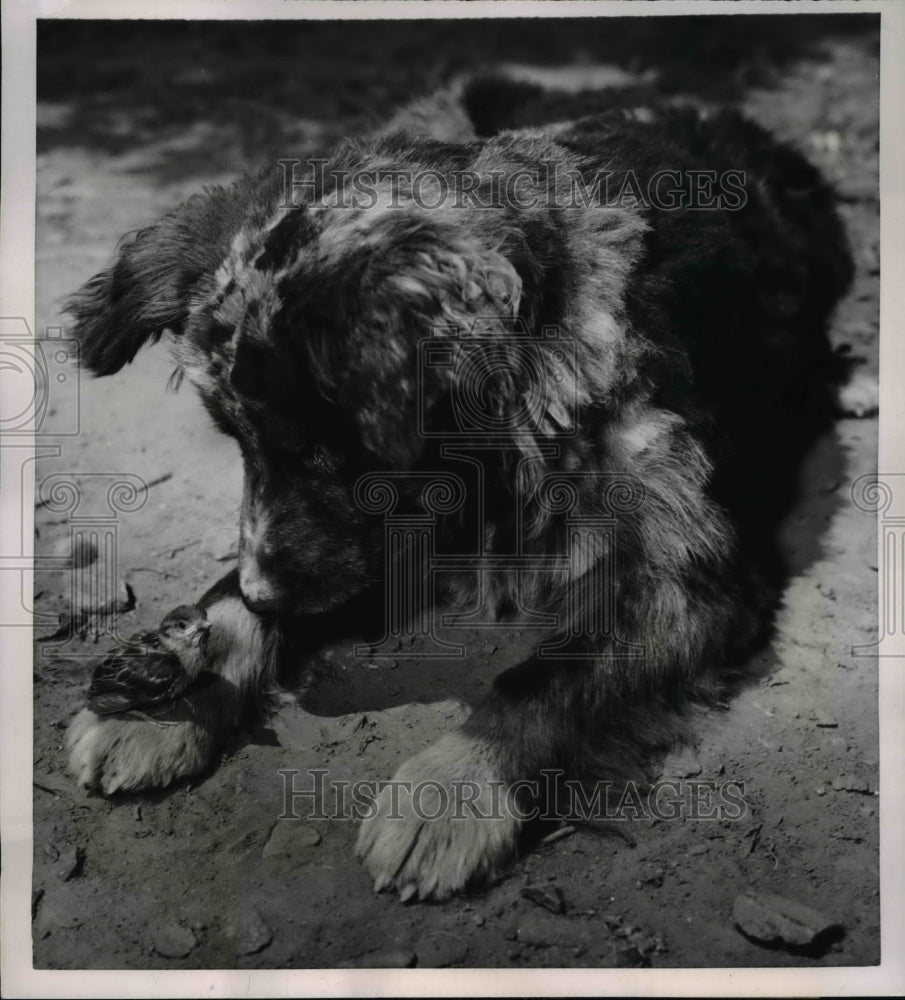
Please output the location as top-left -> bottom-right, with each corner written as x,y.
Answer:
192,621 -> 213,638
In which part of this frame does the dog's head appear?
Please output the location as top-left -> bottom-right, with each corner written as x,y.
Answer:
68,137 -> 639,616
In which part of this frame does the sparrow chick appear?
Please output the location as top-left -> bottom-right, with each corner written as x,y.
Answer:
87,605 -> 212,715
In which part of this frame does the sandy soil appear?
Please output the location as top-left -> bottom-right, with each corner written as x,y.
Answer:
31,18 -> 879,970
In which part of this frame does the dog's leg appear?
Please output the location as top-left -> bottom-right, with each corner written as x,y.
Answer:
357,569 -> 754,901
67,570 -> 278,794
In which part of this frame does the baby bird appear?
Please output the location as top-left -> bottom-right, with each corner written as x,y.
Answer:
87,605 -> 212,715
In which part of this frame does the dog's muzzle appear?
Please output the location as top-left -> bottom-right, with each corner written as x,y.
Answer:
239,556 -> 283,616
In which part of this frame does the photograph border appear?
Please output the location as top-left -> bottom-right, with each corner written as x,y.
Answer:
2,1 -> 903,996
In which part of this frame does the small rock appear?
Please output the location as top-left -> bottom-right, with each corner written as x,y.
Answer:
688,844 -> 709,857
816,786 -> 827,796
56,845 -> 84,881
33,891 -> 85,936
364,661 -> 381,671
481,643 -> 499,656
614,942 -> 649,968
521,885 -> 565,914
472,913 -> 485,927
832,774 -> 871,794
228,907 -> 273,956
732,890 -> 841,951
812,712 -> 838,728
416,931 -> 467,968
262,820 -> 322,858
152,923 -> 197,959
54,534 -> 98,569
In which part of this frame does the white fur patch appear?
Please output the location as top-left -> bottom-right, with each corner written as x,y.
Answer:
838,370 -> 879,418
498,61 -> 656,94
356,731 -> 520,900
204,594 -> 277,691
67,707 -> 214,795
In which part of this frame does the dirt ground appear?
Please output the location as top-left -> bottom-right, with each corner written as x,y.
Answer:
31,17 -> 879,970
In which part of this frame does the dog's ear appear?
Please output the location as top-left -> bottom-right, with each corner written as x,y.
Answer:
334,213 -> 524,465
67,184 -> 253,376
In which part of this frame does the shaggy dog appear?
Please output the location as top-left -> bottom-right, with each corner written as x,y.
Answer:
66,76 -> 864,900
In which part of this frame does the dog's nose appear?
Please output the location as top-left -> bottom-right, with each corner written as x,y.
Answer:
239,563 -> 283,617
240,589 -> 284,617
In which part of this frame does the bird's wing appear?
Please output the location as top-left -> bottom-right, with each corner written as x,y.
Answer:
128,628 -> 161,647
96,632 -> 159,670
87,651 -> 188,714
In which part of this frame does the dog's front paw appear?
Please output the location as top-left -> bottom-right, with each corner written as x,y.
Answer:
355,732 -> 521,901
67,707 -> 217,795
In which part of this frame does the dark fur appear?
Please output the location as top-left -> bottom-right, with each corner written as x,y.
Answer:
66,80 -> 853,898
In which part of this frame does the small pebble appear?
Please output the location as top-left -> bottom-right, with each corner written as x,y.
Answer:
521,885 -> 565,914
56,845 -> 84,881
733,890 -> 841,952
152,923 -> 197,959
229,907 -> 273,956
54,534 -> 98,569
614,942 -> 649,968
417,931 -> 467,968
262,821 -> 321,858
832,774 -> 871,794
